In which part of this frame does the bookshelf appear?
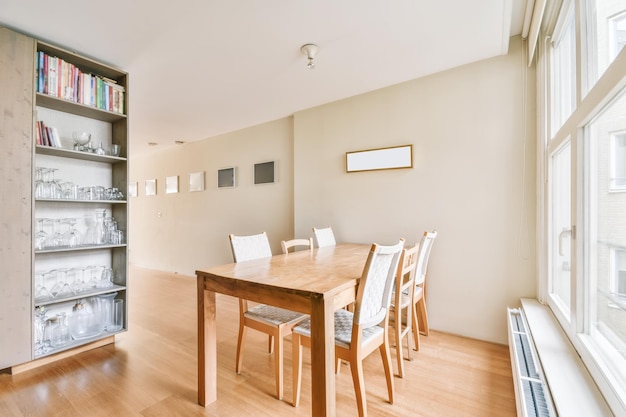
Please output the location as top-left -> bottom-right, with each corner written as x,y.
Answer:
0,26 -> 130,370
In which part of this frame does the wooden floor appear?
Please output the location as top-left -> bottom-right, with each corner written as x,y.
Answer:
0,266 -> 517,416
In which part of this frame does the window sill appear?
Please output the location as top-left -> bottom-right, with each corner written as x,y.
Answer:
520,298 -> 614,416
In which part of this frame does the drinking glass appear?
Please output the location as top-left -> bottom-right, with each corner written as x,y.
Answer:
34,272 -> 52,301
51,312 -> 71,347
46,168 -> 63,199
52,268 -> 75,298
34,307 -> 48,355
63,218 -> 81,247
70,267 -> 89,294
43,270 -> 58,297
34,167 -> 47,199
35,218 -> 48,250
97,268 -> 114,289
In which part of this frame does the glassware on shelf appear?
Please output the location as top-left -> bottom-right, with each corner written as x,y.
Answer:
97,268 -> 114,289
70,267 -> 89,294
34,167 -> 46,199
94,141 -> 106,156
95,292 -> 118,332
35,218 -> 47,251
109,299 -> 124,332
94,209 -> 106,245
34,272 -> 53,302
62,218 -> 81,248
69,299 -> 102,340
86,265 -> 104,289
72,131 -> 91,151
34,306 -> 49,355
42,270 -> 58,297
84,209 -> 107,246
51,268 -> 75,298
51,312 -> 71,347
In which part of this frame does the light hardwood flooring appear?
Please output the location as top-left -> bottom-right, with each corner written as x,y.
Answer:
0,266 -> 517,416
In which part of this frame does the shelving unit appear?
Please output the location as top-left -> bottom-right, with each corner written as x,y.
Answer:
0,26 -> 129,369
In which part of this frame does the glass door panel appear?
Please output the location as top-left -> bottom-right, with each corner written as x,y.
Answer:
551,141 -> 572,319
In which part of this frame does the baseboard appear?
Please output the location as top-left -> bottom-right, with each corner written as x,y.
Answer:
7,336 -> 115,375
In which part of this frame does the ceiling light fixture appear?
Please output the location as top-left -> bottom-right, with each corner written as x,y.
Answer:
148,142 -> 158,146
174,140 -> 185,145
300,43 -> 319,69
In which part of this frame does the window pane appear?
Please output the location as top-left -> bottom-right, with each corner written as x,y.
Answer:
611,132 -> 626,190
551,5 -> 577,136
550,142 -> 572,317
585,87 -> 626,392
586,0 -> 626,92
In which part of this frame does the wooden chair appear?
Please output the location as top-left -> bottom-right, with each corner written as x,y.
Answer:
411,230 -> 438,350
229,232 -> 308,400
312,226 -> 336,247
389,243 -> 419,377
292,239 -> 405,417
280,238 -> 313,254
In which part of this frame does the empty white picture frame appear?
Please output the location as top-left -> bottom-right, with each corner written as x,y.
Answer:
346,144 -> 413,173
189,171 -> 205,192
145,179 -> 157,196
254,161 -> 275,185
218,167 -> 235,188
128,182 -> 138,197
166,175 -> 179,194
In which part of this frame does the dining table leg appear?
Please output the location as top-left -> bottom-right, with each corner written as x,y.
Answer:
309,294 -> 336,417
197,276 -> 217,406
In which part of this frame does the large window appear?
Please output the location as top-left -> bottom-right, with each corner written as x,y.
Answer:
551,1 -> 576,136
543,0 -> 626,414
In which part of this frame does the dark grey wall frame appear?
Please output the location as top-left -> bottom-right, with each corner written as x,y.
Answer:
254,161 -> 275,184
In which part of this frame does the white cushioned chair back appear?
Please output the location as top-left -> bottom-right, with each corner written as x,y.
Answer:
415,231 -> 437,285
354,239 -> 404,328
312,226 -> 336,247
229,232 -> 272,262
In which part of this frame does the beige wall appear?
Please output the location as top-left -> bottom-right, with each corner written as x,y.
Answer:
129,36 -> 536,343
294,36 -> 536,343
129,117 -> 294,274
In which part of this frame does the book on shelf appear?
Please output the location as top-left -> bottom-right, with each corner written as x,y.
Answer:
35,50 -> 126,115
36,121 -> 62,148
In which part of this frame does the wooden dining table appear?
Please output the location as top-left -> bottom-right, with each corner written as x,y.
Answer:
196,243 -> 370,417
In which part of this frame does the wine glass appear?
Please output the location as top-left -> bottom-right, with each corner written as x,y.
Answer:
34,272 -> 52,301
35,218 -> 48,250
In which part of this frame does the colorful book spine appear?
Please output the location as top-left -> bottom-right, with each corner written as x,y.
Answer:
36,50 -> 126,115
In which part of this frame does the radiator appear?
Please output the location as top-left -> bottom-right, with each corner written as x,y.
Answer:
507,307 -> 557,417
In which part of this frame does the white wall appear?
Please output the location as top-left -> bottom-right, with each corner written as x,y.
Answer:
129,117 -> 294,275
129,36 -> 536,344
293,36 -> 536,343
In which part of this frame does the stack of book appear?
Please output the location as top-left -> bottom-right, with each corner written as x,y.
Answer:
36,120 -> 62,148
36,51 -> 125,115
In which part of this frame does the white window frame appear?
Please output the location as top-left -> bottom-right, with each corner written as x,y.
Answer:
538,0 -> 626,414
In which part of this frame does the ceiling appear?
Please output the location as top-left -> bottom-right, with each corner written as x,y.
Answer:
1,0 -> 527,156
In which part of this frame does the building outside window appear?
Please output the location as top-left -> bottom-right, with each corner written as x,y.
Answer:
610,131 -> 626,190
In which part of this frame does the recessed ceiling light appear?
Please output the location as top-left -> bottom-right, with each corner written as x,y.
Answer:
174,140 -> 185,145
148,142 -> 158,146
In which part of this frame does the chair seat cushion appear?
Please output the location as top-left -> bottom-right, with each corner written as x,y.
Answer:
293,309 -> 384,349
245,304 -> 307,326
